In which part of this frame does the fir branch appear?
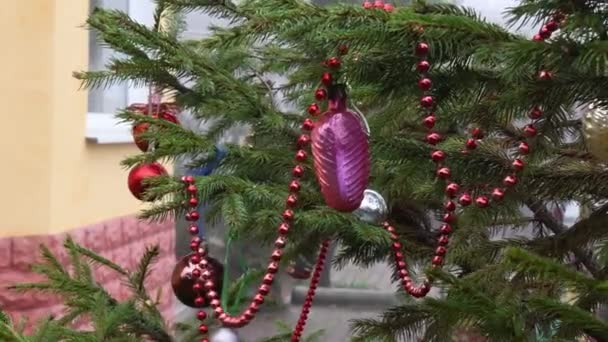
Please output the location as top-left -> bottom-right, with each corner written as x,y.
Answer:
65,237 -> 129,277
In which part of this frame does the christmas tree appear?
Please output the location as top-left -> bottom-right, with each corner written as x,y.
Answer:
3,0 -> 608,340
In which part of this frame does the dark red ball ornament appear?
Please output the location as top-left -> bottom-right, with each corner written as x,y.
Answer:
127,163 -> 168,201
171,254 -> 224,308
132,122 -> 151,152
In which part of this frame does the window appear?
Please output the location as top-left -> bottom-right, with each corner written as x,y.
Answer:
85,0 -> 156,144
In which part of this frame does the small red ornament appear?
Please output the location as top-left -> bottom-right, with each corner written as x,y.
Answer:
512,159 -> 525,171
538,70 -> 553,81
326,57 -> 341,68
307,103 -> 320,116
475,196 -> 489,208
283,209 -> 295,221
437,167 -> 451,179
373,0 -> 384,8
297,135 -> 311,147
186,211 -> 200,221
443,212 -> 456,224
383,3 -> 394,12
518,141 -> 530,155
529,107 -> 543,119
295,149 -> 307,161
431,150 -> 446,162
440,224 -> 452,234
426,132 -> 441,145
539,26 -> 551,39
546,21 -> 559,32
415,42 -> 429,56
524,124 -> 538,137
127,163 -> 168,201
314,89 -> 327,100
533,34 -> 544,42
417,60 -> 430,73
420,96 -> 434,108
444,201 -> 456,212
159,111 -> 179,124
423,115 -> 436,129
289,180 -> 301,193
292,165 -> 305,178
465,138 -> 477,149
418,78 -> 432,91
302,118 -> 314,131
132,122 -> 151,152
171,254 -> 224,308
491,188 -> 505,201
321,72 -> 332,86
432,256 -> 443,266
445,183 -> 460,197
503,174 -> 518,187
471,127 -> 484,139
458,193 -> 472,206
363,1 -> 373,9
286,194 -> 298,207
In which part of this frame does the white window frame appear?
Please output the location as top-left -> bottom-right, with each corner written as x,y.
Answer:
85,0 -> 156,144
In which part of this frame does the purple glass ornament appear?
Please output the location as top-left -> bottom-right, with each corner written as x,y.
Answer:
311,85 -> 370,212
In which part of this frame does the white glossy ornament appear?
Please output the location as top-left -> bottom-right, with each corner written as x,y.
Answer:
583,102 -> 608,161
353,189 -> 388,225
210,328 -> 240,342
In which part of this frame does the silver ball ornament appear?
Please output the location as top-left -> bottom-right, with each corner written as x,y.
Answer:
210,328 -> 240,342
353,189 -> 388,225
583,102 -> 608,161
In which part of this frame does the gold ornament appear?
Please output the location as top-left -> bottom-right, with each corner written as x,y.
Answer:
583,102 -> 608,161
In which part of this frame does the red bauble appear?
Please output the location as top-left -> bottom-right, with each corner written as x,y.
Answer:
475,196 -> 489,208
538,70 -> 553,81
465,138 -> 477,149
171,254 -> 224,308
132,122 -> 151,152
423,115 -> 436,129
529,107 -> 543,119
362,1 -> 373,9
131,110 -> 179,152
418,78 -> 432,91
426,132 -> 442,145
158,111 -> 179,124
127,163 -> 168,201
415,42 -> 429,56
533,34 -> 544,42
326,57 -> 341,68
417,60 -> 430,73
383,3 -> 394,12
471,127 -> 484,139
321,72 -> 332,86
431,150 -> 446,162
458,193 -> 472,206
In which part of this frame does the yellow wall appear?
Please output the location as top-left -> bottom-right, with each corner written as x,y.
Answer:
0,0 -> 166,237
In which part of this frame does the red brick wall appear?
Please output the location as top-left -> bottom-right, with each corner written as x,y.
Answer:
0,215 -> 176,332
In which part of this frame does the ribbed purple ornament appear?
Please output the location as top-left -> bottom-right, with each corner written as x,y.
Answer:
311,85 -> 370,212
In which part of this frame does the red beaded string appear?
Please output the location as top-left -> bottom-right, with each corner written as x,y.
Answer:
179,114 -> 314,339
386,12 -> 566,298
291,240 -> 330,342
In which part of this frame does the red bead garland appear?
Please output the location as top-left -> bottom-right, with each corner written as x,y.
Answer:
179,113 -> 317,338
383,12 -> 565,299
291,240 -> 330,342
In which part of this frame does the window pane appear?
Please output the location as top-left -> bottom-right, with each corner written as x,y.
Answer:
87,0 -> 128,113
